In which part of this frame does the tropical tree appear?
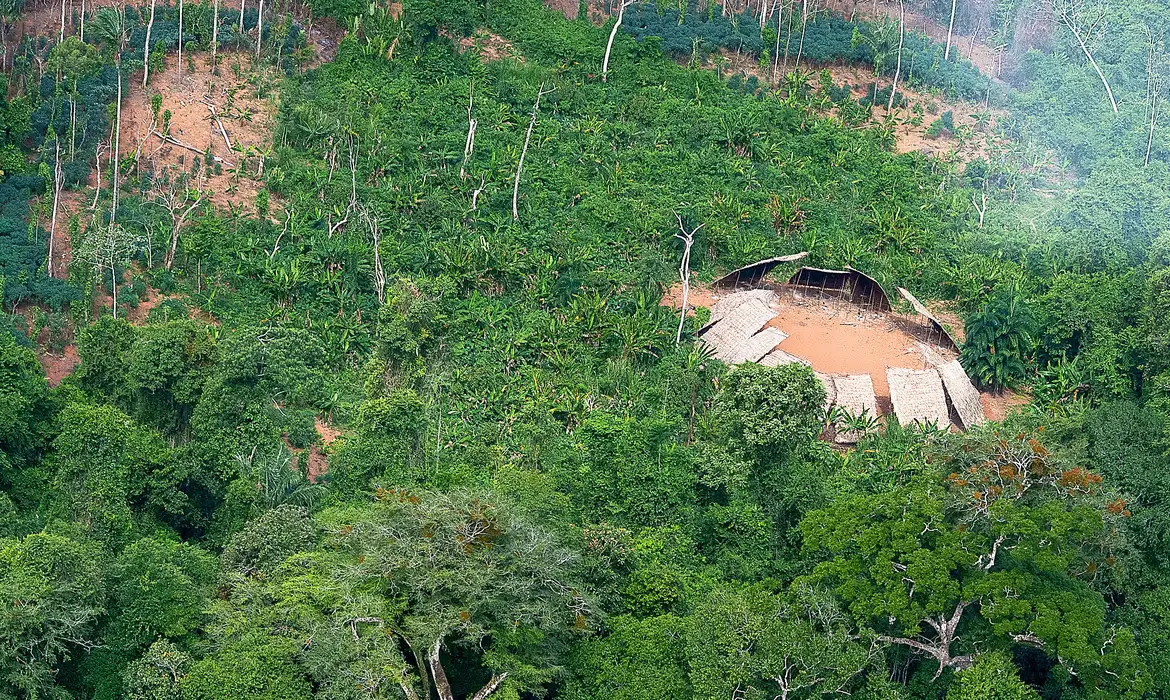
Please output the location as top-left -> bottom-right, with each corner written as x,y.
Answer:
799,430 -> 1148,696
93,6 -> 129,223
0,533 -> 105,699
960,291 -> 1035,392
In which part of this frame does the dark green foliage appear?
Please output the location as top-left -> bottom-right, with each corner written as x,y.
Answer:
960,291 -> 1035,392
0,331 -> 51,462
624,4 -> 762,57
0,532 -> 105,699
4,0 -> 1170,697
945,652 -> 1039,700
220,505 -> 318,577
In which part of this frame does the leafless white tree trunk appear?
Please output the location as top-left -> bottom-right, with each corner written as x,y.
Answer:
602,0 -> 632,83
461,80 -> 477,180
771,0 -> 782,83
972,190 -> 987,227
1144,28 -> 1165,166
111,56 -> 122,224
513,82 -> 554,221
794,0 -> 808,67
945,0 -> 957,60
887,0 -> 905,111
91,141 -> 104,210
674,214 -> 702,345
426,637 -> 509,700
156,179 -> 206,270
49,139 -> 62,277
79,0 -> 85,41
143,0 -> 156,87
256,0 -> 263,59
59,0 -> 66,41
177,0 -> 184,80
1050,0 -> 1118,113
212,0 -> 218,67
360,206 -> 386,304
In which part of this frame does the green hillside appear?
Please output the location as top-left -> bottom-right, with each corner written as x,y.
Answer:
2,0 -> 1170,698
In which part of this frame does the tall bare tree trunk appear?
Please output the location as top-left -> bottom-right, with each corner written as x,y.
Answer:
513,82 -> 553,221
49,140 -> 61,278
59,0 -> 66,41
177,0 -> 183,80
602,0 -> 630,83
91,141 -> 103,209
944,0 -> 956,60
1147,89 -> 1158,166
255,0 -> 263,60
239,0 -> 244,35
212,0 -> 218,67
783,0 -> 795,70
673,215 -> 701,345
887,0 -> 905,111
80,0 -> 85,41
461,81 -> 477,180
111,260 -> 118,318
112,56 -> 121,224
143,0 -> 155,88
794,0 -> 808,68
1052,3 -> 1119,113
771,0 -> 782,83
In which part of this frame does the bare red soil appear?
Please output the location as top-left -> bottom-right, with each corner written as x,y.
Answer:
768,289 -> 952,398
40,344 -> 80,388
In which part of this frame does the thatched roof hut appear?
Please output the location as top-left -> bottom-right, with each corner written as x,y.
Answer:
938,360 -> 986,429
712,253 -> 810,289
887,368 -> 952,429
787,266 -> 893,312
897,287 -> 960,352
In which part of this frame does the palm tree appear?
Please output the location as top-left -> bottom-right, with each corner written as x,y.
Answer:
94,7 -> 129,224
236,445 -> 327,510
960,291 -> 1035,393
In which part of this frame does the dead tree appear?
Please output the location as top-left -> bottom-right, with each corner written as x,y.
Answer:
49,138 -> 63,277
211,0 -> 218,67
256,0 -> 263,60
239,0 -> 245,35
944,0 -> 957,60
153,171 -> 207,270
674,214 -> 702,345
177,0 -> 184,81
601,0 -> 633,83
513,82 -> 555,221
1049,0 -> 1118,113
1144,27 -> 1167,166
972,190 -> 988,228
887,0 -> 905,111
460,80 -> 477,180
112,54 -> 122,223
771,0 -> 783,84
360,205 -> 386,305
142,0 -> 156,87
794,0 -> 808,68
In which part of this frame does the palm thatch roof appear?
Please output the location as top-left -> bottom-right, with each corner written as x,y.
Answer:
712,252 -> 810,289
887,368 -> 952,429
897,287 -> 960,351
700,296 -> 780,363
938,360 -> 986,429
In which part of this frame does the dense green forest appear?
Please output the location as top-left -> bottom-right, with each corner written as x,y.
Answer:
3,0 -> 1170,698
